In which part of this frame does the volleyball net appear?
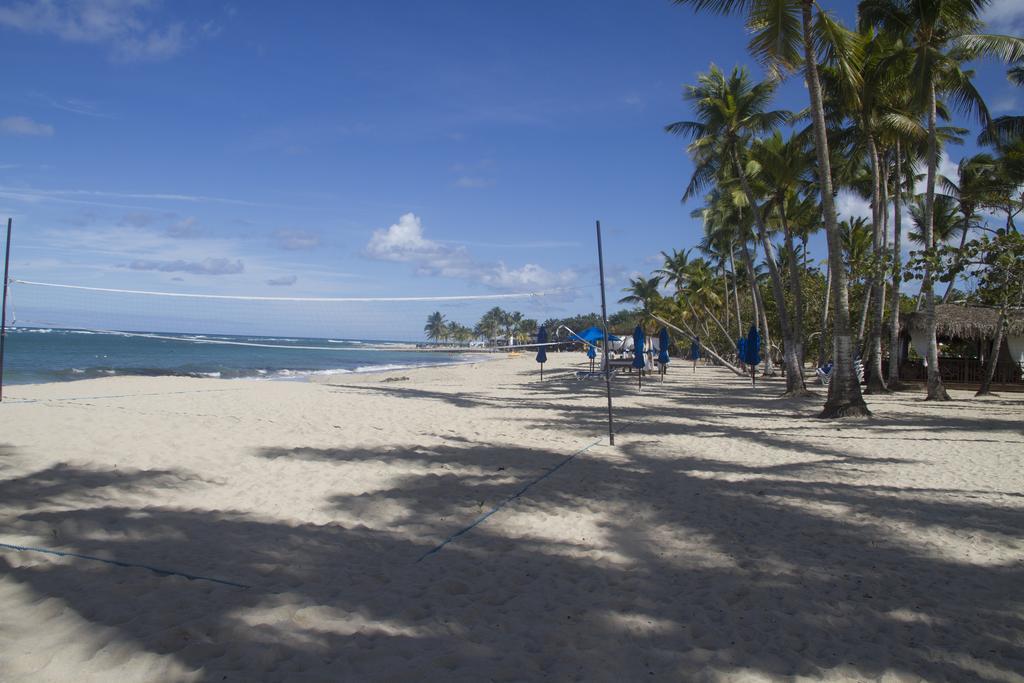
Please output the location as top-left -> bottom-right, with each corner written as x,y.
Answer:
6,278 -> 590,346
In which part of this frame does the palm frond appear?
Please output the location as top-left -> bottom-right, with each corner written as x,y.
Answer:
746,0 -> 802,72
950,34 -> 1024,64
671,0 -> 754,15
665,119 -> 708,140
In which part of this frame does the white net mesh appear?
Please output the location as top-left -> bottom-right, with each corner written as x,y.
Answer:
10,279 -> 586,343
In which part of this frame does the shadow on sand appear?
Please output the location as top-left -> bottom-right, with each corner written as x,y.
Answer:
1,373 -> 1022,681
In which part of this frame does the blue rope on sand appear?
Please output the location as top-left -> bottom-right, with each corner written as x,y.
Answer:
0,541 -> 250,589
416,424 -> 629,562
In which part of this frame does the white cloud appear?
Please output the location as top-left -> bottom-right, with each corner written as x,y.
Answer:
0,115 -> 54,136
127,257 -> 244,275
273,229 -> 320,250
365,213 -> 577,291
836,191 -> 871,221
365,213 -> 451,263
0,0 -> 197,61
938,150 -> 960,183
982,0 -> 1024,31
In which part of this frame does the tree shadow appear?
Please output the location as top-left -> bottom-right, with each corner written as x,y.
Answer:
2,431 -> 1022,681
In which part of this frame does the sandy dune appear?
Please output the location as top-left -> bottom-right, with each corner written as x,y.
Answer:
1,353 -> 1022,682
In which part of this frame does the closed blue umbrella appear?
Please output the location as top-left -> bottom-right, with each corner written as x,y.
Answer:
691,336 -> 700,372
745,324 -> 761,386
632,325 -> 645,388
536,325 -> 548,380
587,342 -> 597,372
658,327 -> 670,382
737,337 -> 746,367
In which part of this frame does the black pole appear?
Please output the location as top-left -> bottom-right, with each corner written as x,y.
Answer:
0,218 -> 12,402
596,220 -> 614,446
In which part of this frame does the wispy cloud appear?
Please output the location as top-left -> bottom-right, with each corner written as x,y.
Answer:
982,0 -> 1024,31
266,275 -> 297,286
166,216 -> 202,238
272,229 -> 320,250
42,95 -> 110,118
0,185 -> 267,208
453,176 -> 494,189
622,94 -> 645,109
0,0 -> 198,62
992,94 -> 1018,114
440,239 -> 581,249
1,115 -> 54,136
127,257 -> 244,275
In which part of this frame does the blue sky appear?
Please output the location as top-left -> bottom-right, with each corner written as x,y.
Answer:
1,0 -> 1022,334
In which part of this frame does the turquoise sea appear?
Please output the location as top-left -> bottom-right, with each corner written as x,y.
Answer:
2,327 -> 476,385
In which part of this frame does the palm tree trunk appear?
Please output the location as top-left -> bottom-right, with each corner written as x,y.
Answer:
940,216 -> 971,304
654,314 -> 745,377
857,286 -> 872,348
729,251 -> 743,338
818,261 -> 831,368
739,238 -> 774,376
802,0 -> 869,417
782,216 -> 808,372
721,263 -> 731,334
867,141 -> 889,393
888,140 -> 904,388
976,309 -> 1006,396
682,295 -> 713,339
702,303 -> 739,354
731,149 -> 803,393
923,80 -> 951,401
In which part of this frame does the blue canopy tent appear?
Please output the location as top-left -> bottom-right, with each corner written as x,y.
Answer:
657,327 -> 670,381
536,325 -> 548,380
632,325 -> 646,388
570,326 -> 621,346
691,336 -> 701,372
745,325 -> 761,386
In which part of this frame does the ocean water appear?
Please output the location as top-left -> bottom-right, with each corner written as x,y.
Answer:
1,327 -> 478,385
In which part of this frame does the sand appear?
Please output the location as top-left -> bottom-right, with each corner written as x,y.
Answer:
0,352 -> 1022,682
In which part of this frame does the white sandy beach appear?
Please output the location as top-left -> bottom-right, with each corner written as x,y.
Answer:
1,352 -> 1022,682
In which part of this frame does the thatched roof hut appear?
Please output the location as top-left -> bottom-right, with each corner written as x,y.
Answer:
902,304 -> 1024,341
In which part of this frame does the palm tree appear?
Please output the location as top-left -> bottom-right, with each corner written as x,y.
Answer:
516,318 -> 538,345
672,0 -> 870,416
618,276 -> 663,330
751,131 -> 815,389
698,188 -> 775,370
424,311 -> 447,343
502,311 -> 524,345
938,153 -> 1000,302
697,230 -> 738,336
475,307 -> 506,346
699,207 -> 745,337
447,322 -> 474,345
668,66 -> 802,388
860,0 -> 1024,400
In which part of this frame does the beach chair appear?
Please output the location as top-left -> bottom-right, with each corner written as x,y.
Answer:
816,360 -> 865,386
